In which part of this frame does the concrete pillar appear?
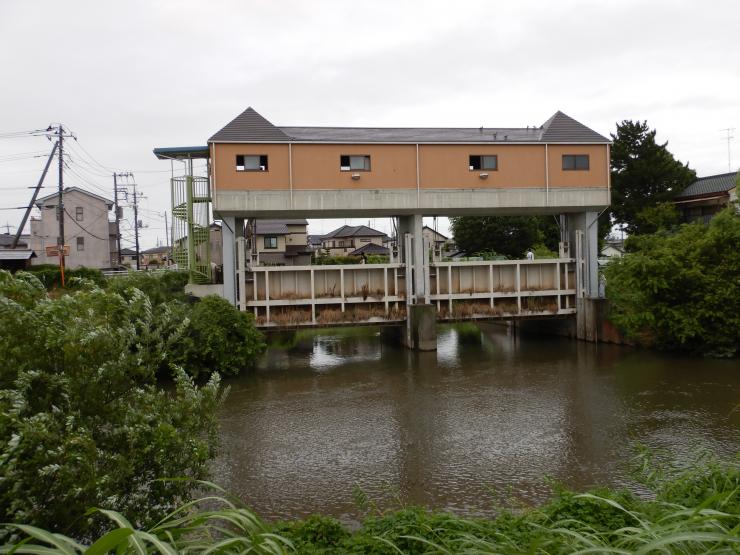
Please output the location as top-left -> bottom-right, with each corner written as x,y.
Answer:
566,211 -> 600,340
402,304 -> 437,350
397,214 -> 436,350
221,216 -> 237,305
397,214 -> 427,302
566,211 -> 599,297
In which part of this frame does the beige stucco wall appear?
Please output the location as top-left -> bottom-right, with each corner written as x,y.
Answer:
212,142 -> 609,194
256,233 -> 286,254
32,190 -> 112,269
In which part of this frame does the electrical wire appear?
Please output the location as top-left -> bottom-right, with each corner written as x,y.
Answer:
62,207 -> 111,242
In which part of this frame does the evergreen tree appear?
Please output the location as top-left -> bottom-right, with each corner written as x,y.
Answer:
609,120 -> 695,235
450,215 -> 560,259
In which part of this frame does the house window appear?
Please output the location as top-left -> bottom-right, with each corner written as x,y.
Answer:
76,236 -> 84,251
469,155 -> 498,171
75,206 -> 83,221
236,155 -> 268,171
360,238 -> 370,243
340,155 -> 371,171
263,236 -> 277,249
562,154 -> 589,170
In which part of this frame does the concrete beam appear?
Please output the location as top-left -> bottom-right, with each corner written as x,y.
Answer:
214,187 -> 609,218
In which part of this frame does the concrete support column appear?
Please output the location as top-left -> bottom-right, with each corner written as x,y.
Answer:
566,211 -> 600,340
397,214 -> 436,350
221,216 -> 236,305
566,211 -> 599,297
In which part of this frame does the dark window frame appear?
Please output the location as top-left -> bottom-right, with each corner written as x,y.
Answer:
75,206 -> 84,221
340,154 -> 371,172
263,236 -> 278,249
469,154 -> 498,171
76,236 -> 84,251
236,154 -> 269,172
562,154 -> 590,171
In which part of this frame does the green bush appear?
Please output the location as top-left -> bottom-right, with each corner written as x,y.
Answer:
314,255 -> 362,265
26,264 -> 105,289
605,208 -> 740,356
106,270 -> 190,305
2,456 -> 739,553
0,270 -> 223,539
169,295 -> 265,379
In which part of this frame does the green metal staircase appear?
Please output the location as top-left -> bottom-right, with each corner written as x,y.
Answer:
171,176 -> 212,284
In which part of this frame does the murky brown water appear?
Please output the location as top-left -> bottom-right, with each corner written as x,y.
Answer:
212,324 -> 739,520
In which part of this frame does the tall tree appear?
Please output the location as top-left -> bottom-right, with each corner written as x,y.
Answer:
610,120 -> 696,235
450,215 -> 560,259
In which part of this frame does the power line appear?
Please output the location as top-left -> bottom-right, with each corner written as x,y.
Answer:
63,207 -> 110,241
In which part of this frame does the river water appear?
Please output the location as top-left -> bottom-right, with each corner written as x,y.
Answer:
212,324 -> 739,520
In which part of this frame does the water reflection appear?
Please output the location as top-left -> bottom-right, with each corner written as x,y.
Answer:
213,324 -> 740,520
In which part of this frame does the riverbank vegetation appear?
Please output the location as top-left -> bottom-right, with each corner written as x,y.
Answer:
605,208 -> 740,357
3,453 -> 738,553
0,270 -> 264,537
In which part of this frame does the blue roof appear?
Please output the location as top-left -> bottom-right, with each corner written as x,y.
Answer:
153,146 -> 209,160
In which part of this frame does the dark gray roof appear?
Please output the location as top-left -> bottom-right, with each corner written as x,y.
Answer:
120,248 -> 138,255
255,219 -> 308,235
142,246 -> 170,254
350,243 -> 390,256
323,224 -> 386,239
284,244 -> 312,256
0,233 -> 28,248
209,107 -> 291,142
675,171 -> 738,199
540,111 -> 610,143
307,234 -> 323,246
209,108 -> 610,144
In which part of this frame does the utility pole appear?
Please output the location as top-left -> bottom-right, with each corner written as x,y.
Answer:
163,210 -> 170,265
721,128 -> 735,172
113,173 -> 121,265
56,124 -> 67,286
131,181 -> 142,271
12,141 -> 59,249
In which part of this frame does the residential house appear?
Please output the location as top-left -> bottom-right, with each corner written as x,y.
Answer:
32,187 -> 117,269
141,246 -> 171,268
673,171 -> 738,223
120,247 -> 140,267
247,219 -> 311,265
319,225 -> 388,257
0,249 -> 37,272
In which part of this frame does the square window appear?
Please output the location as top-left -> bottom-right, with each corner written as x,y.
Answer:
469,155 -> 498,170
236,155 -> 268,171
263,236 -> 277,249
75,206 -> 84,221
340,155 -> 371,171
562,154 -> 589,171
76,236 -> 84,251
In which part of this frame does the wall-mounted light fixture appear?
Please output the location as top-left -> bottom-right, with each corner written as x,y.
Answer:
479,173 -> 489,179
351,173 -> 361,180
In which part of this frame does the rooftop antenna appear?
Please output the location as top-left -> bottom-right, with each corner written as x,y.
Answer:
721,128 -> 735,172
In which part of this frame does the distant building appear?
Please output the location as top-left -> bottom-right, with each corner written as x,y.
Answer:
0,233 -> 29,249
320,225 -> 388,257
32,187 -> 118,269
247,219 -> 311,265
120,247 -> 140,267
600,239 -> 625,259
141,245 -> 171,268
673,171 -> 738,223
0,249 -> 37,272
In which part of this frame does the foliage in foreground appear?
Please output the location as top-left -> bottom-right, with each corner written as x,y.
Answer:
0,271 -> 233,538
605,208 -> 740,357
3,455 -> 738,554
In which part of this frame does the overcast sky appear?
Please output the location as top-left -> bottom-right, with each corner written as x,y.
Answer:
1,0 -> 739,249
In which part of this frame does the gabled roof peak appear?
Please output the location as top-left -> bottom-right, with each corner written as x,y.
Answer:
540,111 -> 610,143
209,107 -> 290,142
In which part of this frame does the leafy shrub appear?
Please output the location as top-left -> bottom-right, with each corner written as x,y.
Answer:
106,270 -> 190,305
0,270 -> 223,539
605,208 -> 740,356
314,255 -> 362,265
169,295 -> 265,379
26,264 -> 105,288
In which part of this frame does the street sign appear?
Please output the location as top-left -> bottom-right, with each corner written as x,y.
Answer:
45,245 -> 70,257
